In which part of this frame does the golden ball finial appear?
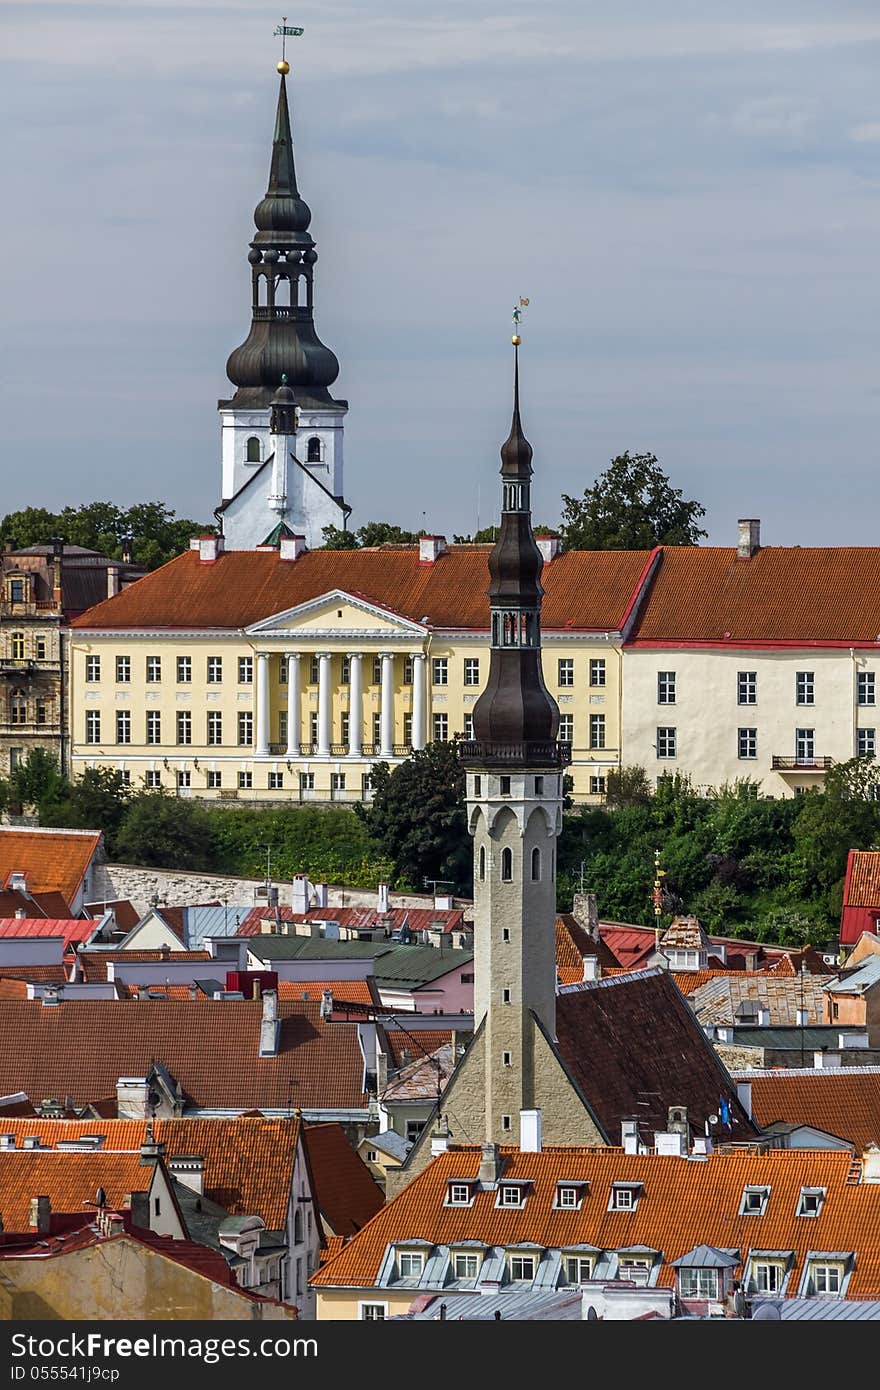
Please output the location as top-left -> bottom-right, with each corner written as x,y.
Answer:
277,59 -> 290,75
511,334 -> 522,346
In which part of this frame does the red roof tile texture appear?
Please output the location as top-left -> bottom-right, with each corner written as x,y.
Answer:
302,1123 -> 384,1236
845,853 -> 880,907
0,829 -> 101,905
71,546 -> 653,634
0,890 -> 74,919
0,1000 -> 368,1112
738,1068 -> 880,1151
0,1151 -> 149,1230
628,545 -> 880,645
241,905 -> 466,937
311,1146 -> 880,1296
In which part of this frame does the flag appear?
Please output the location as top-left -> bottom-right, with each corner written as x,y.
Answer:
719,1095 -> 730,1126
519,297 -> 530,307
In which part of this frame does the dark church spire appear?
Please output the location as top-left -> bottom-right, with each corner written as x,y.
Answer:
462,337 -> 567,770
223,69 -> 343,411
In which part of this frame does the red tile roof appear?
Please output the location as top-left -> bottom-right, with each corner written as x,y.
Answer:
0,828 -> 102,904
0,918 -> 101,952
78,949 -> 212,981
0,1000 -> 368,1112
628,545 -> 880,646
302,1122 -> 384,1236
384,1029 -> 459,1069
278,980 -> 377,1007
0,965 -> 68,984
71,546 -> 653,635
736,1067 -> 880,1151
311,1146 -> 880,1296
240,905 -> 466,937
845,852 -> 880,907
0,1150 -> 149,1230
0,889 -> 75,919
555,915 -> 618,974
84,899 -> 141,934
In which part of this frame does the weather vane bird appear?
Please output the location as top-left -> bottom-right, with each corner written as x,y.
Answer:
274,16 -> 304,73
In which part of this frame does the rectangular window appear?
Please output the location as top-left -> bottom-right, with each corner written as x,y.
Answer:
432,658 -> 448,686
146,710 -> 161,745
340,656 -> 351,685
398,1252 -> 424,1277
742,1188 -> 768,1215
402,656 -> 413,686
738,727 -> 757,760
753,1262 -> 782,1294
10,696 -> 27,726
85,710 -> 101,744
300,771 -> 315,792
738,671 -> 757,705
590,775 -> 606,795
238,712 -> 253,746
207,656 -> 223,683
612,1187 -> 635,1210
278,656 -> 287,684
858,671 -> 876,706
657,670 -> 676,704
279,711 -> 288,744
119,768 -> 132,785
499,1186 -> 523,1208
464,713 -> 474,739
433,713 -> 449,741
268,771 -> 284,790
558,658 -> 574,687
372,656 -> 382,685
558,714 -> 574,744
448,1184 -> 472,1206
464,657 -> 480,686
9,579 -> 24,603
85,655 -> 101,683
566,1257 -> 594,1284
556,1187 -> 579,1209
176,656 -> 191,683
589,714 -> 606,749
454,1254 -> 479,1279
176,711 -> 191,745
312,712 -> 321,746
797,1189 -> 824,1217
115,710 -> 131,745
590,658 -> 606,687
509,1256 -> 536,1281
177,770 -> 191,790
796,728 -> 815,763
360,1305 -> 386,1321
145,770 -> 162,789
35,701 -> 47,725
238,770 -> 253,789
796,671 -> 815,705
115,656 -> 130,683
35,639 -> 46,660
310,656 -> 320,685
207,711 -> 223,745
680,1269 -> 718,1300
331,772 -> 346,791
238,656 -> 253,684
402,712 -> 412,747
146,656 -> 162,683
656,726 -> 677,759
858,727 -> 876,758
812,1264 -> 842,1295
206,770 -> 222,789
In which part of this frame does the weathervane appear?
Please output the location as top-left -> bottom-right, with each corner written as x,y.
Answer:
511,296 -> 530,345
274,16 -> 304,73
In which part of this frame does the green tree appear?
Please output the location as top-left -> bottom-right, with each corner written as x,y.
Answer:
321,521 -> 422,549
0,501 -> 213,570
113,791 -> 214,869
605,765 -> 652,808
355,740 -> 471,894
559,452 -> 707,550
8,749 -> 67,811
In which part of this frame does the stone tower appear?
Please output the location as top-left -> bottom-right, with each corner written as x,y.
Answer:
217,67 -> 350,549
460,342 -> 569,1143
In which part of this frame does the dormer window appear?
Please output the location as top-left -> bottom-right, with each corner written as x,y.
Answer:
740,1185 -> 770,1216
498,1183 -> 526,1209
447,1181 -> 476,1207
797,1187 -> 825,1218
554,1181 -> 589,1210
508,1253 -> 537,1281
566,1255 -> 595,1284
397,1250 -> 424,1278
609,1182 -> 642,1212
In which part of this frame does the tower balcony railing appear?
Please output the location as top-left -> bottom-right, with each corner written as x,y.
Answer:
458,738 -> 572,768
251,305 -> 308,322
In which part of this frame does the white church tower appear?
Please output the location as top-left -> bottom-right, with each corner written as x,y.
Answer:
217,61 -> 350,549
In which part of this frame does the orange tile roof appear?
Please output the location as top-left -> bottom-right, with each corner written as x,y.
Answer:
302,1123 -> 384,1236
845,853 -> 880,908
278,980 -> 376,1006
0,829 -> 101,905
71,546 -> 653,634
311,1146 -> 880,1297
0,999 -> 368,1112
736,1068 -> 880,1151
0,1116 -> 302,1230
629,545 -> 880,645
669,969 -> 747,996
78,950 -> 212,981
0,1150 -> 148,1230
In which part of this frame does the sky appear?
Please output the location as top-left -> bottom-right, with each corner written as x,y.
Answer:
4,1 -> 880,544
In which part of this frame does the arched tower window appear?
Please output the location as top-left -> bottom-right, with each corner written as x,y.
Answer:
276,277 -> 293,308
531,846 -> 541,882
294,1208 -> 303,1243
246,436 -> 261,463
501,847 -> 513,883
307,436 -> 322,464
479,845 -> 486,882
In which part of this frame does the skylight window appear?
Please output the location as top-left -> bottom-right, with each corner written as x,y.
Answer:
740,1186 -> 770,1216
797,1188 -> 825,1218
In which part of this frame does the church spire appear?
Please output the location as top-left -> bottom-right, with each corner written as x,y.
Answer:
267,72 -> 299,199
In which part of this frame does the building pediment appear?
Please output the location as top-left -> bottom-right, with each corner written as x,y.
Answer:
245,590 -> 428,639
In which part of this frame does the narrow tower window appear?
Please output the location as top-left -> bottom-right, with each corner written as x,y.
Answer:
307,436 -> 322,463
479,845 -> 486,882
531,846 -> 541,882
246,436 -> 261,462
501,847 -> 513,882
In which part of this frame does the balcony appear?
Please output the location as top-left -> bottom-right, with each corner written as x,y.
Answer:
459,739 -> 573,769
771,756 -> 834,772
0,660 -> 37,680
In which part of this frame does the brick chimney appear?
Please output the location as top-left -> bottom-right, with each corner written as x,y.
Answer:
478,1142 -> 504,1186
737,519 -> 761,559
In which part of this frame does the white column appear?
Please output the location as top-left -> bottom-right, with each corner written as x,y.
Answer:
380,652 -> 395,758
317,652 -> 332,757
412,652 -> 427,751
286,653 -> 300,758
348,653 -> 363,757
255,652 -> 270,758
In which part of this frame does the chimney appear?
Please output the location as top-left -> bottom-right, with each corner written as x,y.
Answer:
434,893 -> 454,911
198,535 -> 224,564
313,883 -> 329,909
28,1196 -> 51,1235
106,565 -> 120,599
419,535 -> 447,563
279,535 -> 307,561
621,1119 -> 639,1155
519,1109 -> 542,1154
9,872 -> 27,893
478,1143 -> 503,1186
535,533 -> 561,563
737,519 -> 761,559
291,875 -> 310,914
745,950 -> 759,972
571,892 -> 599,939
376,1049 -> 388,1093
14,908 -> 25,920
735,1081 -> 752,1119
691,1135 -> 714,1157
168,1155 -> 205,1196
377,882 -> 390,914
757,1005 -> 770,1027
430,1128 -> 450,1158
814,1050 -> 842,1069
862,1145 -> 880,1184
319,988 -> 333,1020
116,1077 -> 151,1120
139,1124 -> 166,1166
103,1212 -> 125,1237
582,954 -> 600,982
259,989 -> 280,1056
251,978 -> 262,1002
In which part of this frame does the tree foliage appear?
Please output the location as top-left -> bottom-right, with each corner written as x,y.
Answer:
0,502 -> 213,570
321,521 -> 422,550
559,452 -> 707,550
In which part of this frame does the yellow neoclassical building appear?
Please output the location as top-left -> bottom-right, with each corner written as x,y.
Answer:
68,535 -> 657,803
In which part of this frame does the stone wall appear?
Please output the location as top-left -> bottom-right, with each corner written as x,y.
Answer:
92,861 -> 470,918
